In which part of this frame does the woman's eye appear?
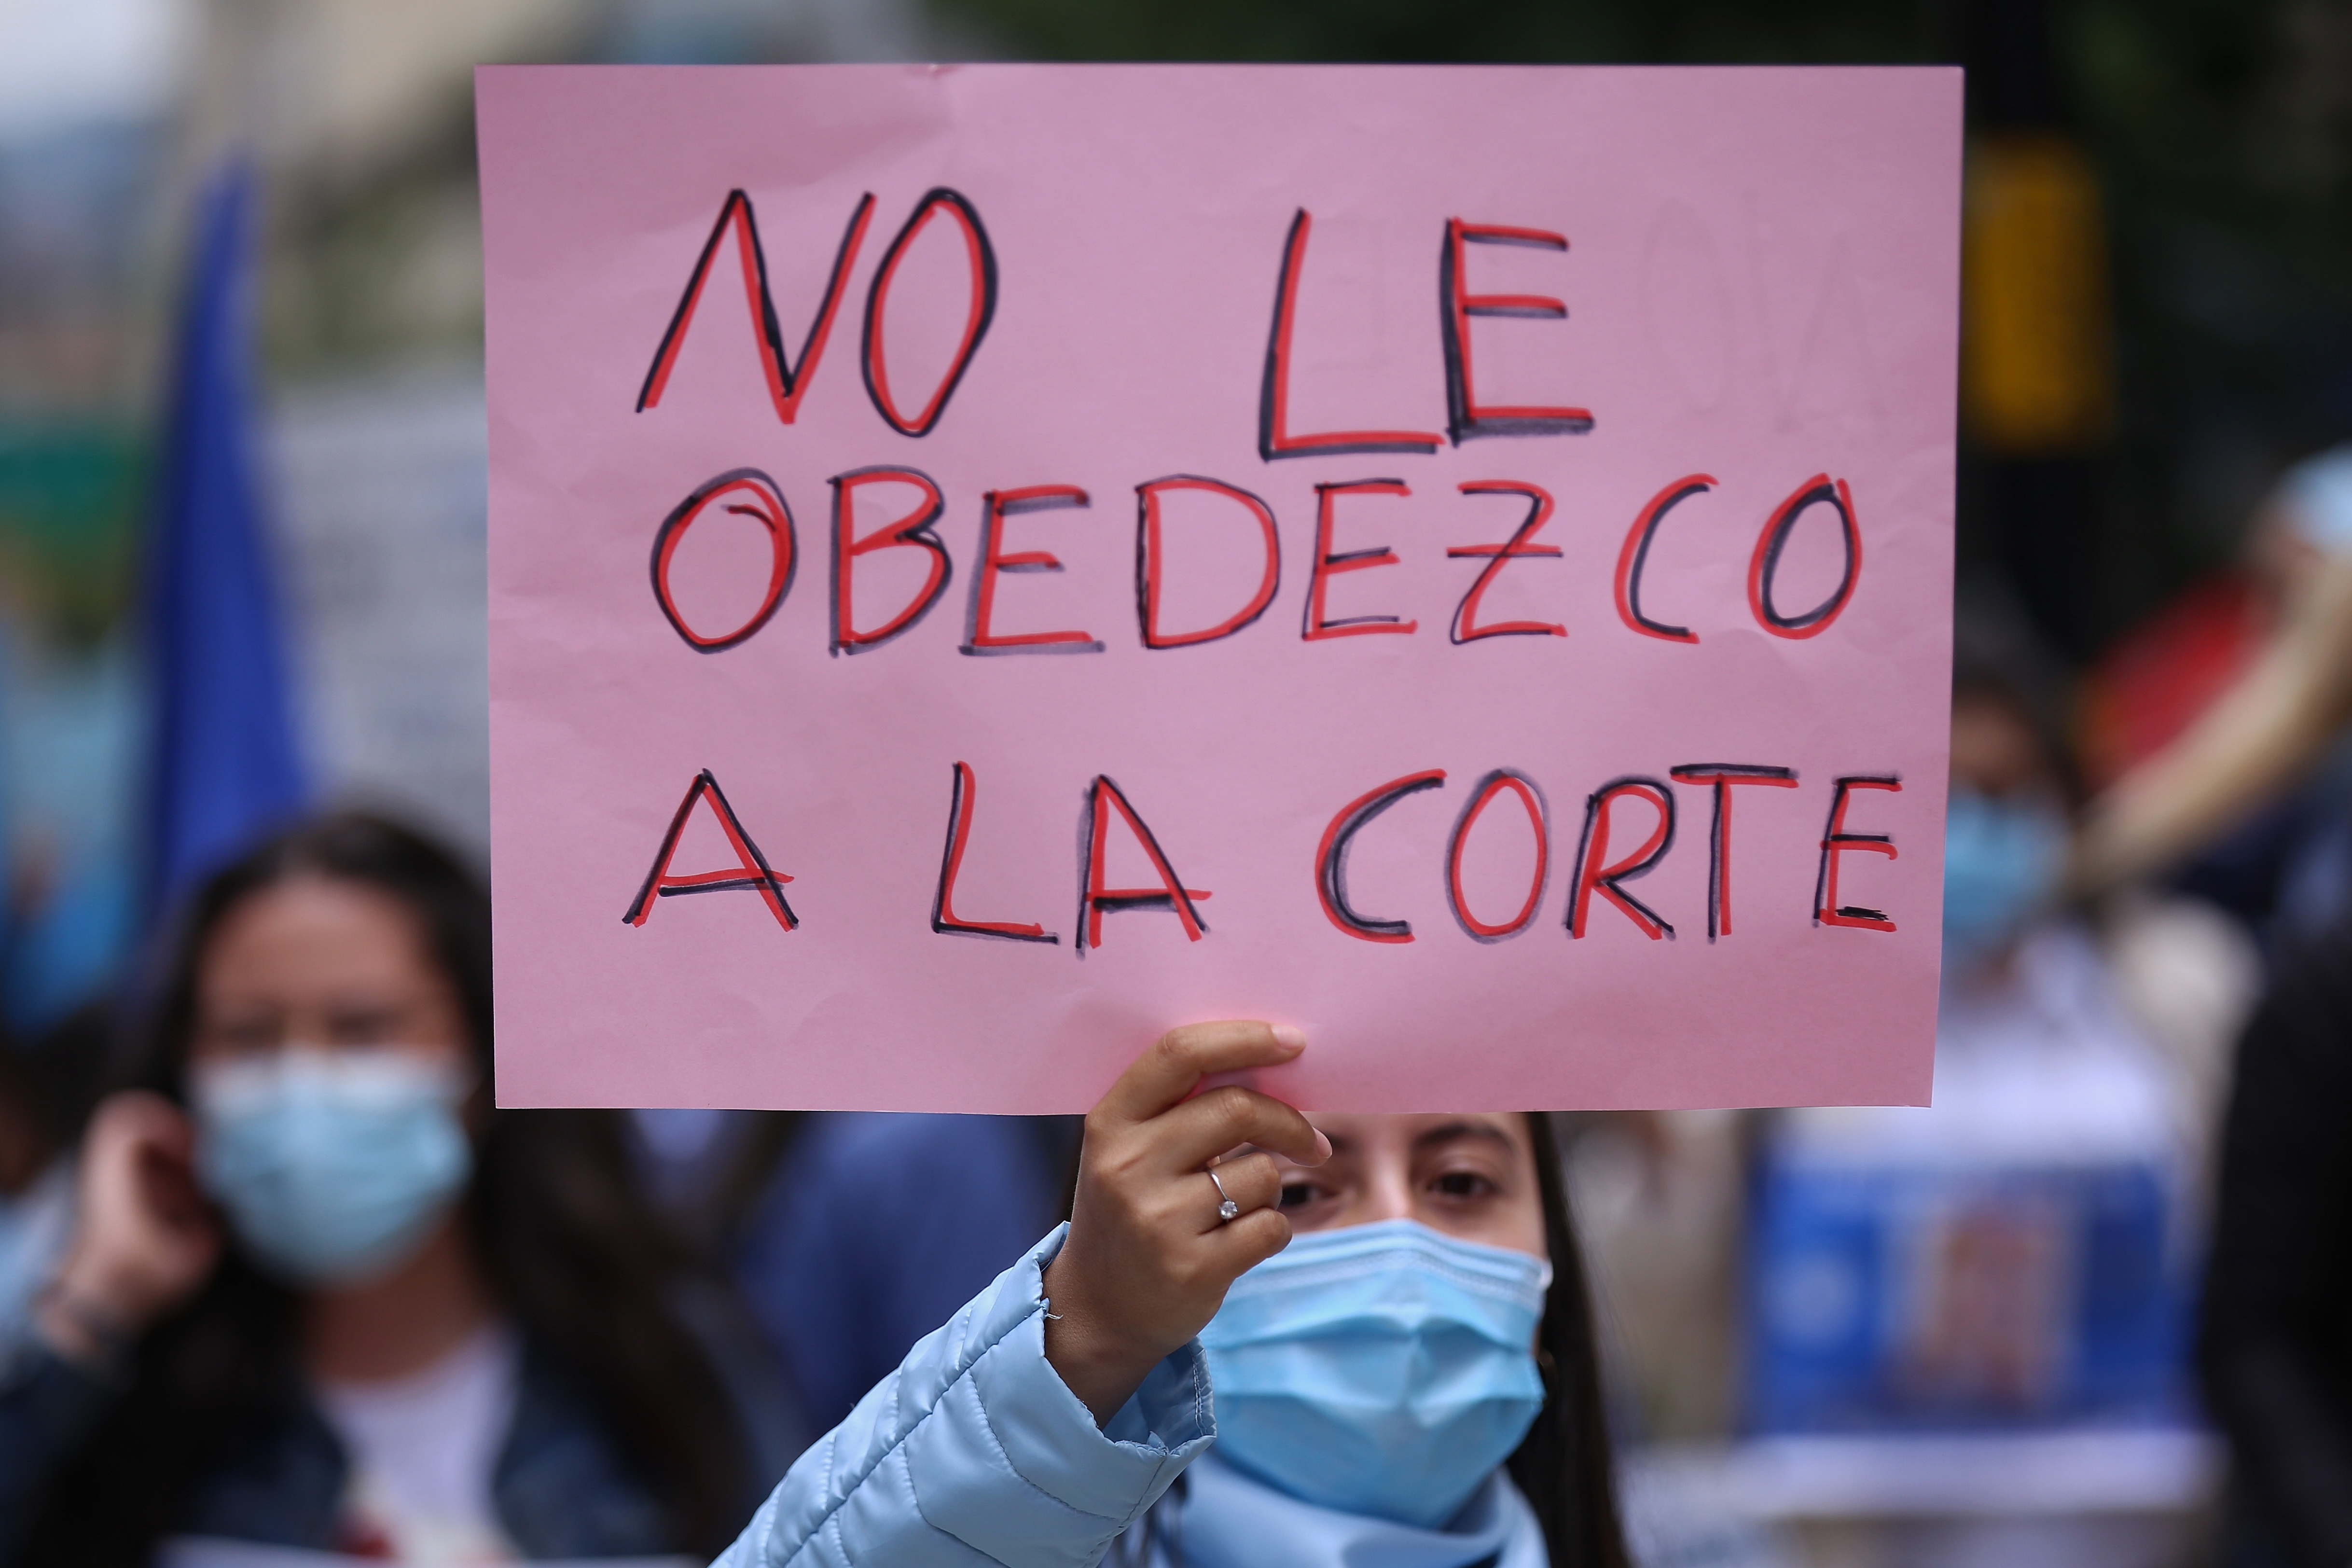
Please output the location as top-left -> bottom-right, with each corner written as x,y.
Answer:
1278,1181 -> 1321,1209
1431,1171 -> 1496,1199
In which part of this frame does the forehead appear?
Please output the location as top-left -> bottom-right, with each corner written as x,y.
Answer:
200,876 -> 435,996
1301,1110 -> 1532,1159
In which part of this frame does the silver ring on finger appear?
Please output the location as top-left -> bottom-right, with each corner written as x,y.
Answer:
1206,1166 -> 1240,1223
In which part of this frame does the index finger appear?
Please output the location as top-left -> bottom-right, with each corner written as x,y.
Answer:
93,1091 -> 192,1155
1100,1021 -> 1307,1126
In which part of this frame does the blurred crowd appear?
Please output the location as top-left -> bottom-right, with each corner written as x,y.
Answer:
3,1 -> 2352,1567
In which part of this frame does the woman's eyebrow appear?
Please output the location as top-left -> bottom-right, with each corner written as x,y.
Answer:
1411,1121 -> 1517,1154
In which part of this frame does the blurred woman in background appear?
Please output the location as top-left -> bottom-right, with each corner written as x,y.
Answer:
0,812 -> 793,1566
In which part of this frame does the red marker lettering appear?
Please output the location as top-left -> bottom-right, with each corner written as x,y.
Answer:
623,770 -> 795,932
1440,220 -> 1593,444
1814,775 -> 1901,930
1314,769 -> 1447,943
1077,776 -> 1211,953
1303,480 -> 1416,640
1750,475 -> 1862,639
1447,481 -> 1565,643
830,466 -> 952,656
1258,210 -> 1443,461
1669,764 -> 1799,939
650,469 -> 797,653
961,486 -> 1104,656
1614,475 -> 1713,644
1445,769 -> 1551,941
1134,476 -> 1281,649
931,762 -> 1055,943
861,189 -> 997,438
636,190 -> 875,424
1568,777 -> 1678,941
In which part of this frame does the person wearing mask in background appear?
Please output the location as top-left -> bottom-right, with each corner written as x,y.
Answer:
2075,444 -> 2352,944
2199,923 -> 2352,1568
0,813 -> 798,1566
714,1022 -> 1628,1568
1740,616 -> 2204,1566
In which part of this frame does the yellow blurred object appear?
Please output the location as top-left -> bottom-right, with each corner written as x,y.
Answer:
1961,134 -> 2114,454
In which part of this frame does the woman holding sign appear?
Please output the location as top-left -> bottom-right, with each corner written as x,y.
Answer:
717,1024 -> 1628,1568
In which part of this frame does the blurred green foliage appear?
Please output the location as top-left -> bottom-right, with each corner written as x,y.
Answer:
931,0 -> 1939,63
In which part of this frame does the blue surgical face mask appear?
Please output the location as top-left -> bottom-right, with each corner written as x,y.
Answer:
1198,1218 -> 1550,1529
1942,784 -> 2067,971
193,1050 -> 473,1288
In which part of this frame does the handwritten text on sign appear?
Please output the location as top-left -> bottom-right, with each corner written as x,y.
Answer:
479,65 -> 1962,1112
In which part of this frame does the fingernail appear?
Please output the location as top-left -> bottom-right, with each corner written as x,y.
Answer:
1313,1129 -> 1333,1162
1272,1025 -> 1306,1050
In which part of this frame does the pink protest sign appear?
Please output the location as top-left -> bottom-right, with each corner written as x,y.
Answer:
478,64 -> 1961,1113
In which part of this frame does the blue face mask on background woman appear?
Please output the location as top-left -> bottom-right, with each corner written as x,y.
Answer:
1198,1218 -> 1550,1529
193,1050 -> 473,1287
1941,784 -> 2067,971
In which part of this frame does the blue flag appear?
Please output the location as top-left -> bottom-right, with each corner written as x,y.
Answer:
144,162 -> 305,919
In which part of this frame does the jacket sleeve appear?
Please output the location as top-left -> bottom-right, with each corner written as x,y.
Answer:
713,1224 -> 1214,1568
0,1339 -> 125,1563
2197,935 -> 2352,1567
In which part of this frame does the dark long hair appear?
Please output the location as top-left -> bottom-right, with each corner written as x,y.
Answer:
18,812 -> 756,1564
1508,1112 -> 1630,1568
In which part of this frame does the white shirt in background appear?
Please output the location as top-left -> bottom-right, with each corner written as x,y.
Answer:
312,1320 -> 523,1565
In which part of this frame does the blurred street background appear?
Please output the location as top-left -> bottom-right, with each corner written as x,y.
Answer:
5,2 -> 2352,1566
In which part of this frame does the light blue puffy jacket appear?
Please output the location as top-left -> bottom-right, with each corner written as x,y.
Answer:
713,1225 -> 1213,1568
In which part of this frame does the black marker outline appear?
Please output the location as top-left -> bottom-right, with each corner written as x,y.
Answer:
649,468 -> 798,653
861,188 -> 998,438
1813,774 -> 1901,930
1314,768 -> 1447,942
830,464 -> 953,656
1445,768 -> 1552,943
1750,475 -> 1862,638
1447,481 -> 1567,643
1134,475 -> 1282,649
1259,208 -> 1444,462
961,486 -> 1105,656
1440,219 -> 1594,444
623,768 -> 796,931
636,189 -> 876,422
931,760 -> 1058,943
1669,763 -> 1799,941
1614,475 -> 1713,644
1567,775 -> 1678,941
1075,775 -> 1211,956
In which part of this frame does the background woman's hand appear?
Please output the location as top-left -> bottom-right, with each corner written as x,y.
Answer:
1042,1022 -> 1328,1424
40,1091 -> 222,1362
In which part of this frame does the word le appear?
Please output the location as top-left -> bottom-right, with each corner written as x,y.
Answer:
624,762 -> 1903,956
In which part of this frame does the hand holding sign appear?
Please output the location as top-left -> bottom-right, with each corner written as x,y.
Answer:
1043,1021 -> 1328,1424
479,64 -> 1960,1112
